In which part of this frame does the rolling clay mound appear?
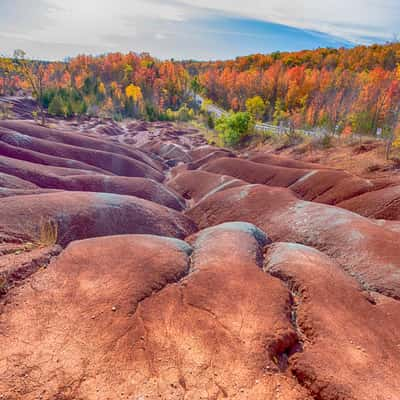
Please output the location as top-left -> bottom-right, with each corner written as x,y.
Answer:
0,187 -> 59,198
289,168 -> 374,204
187,184 -> 400,299
0,243 -> 61,297
0,120 -> 162,171
0,153 -> 183,208
187,145 -> 235,169
202,157 -> 374,204
141,140 -> 192,164
0,234 -> 194,399
0,97 -> 38,119
0,191 -> 196,246
0,121 -> 186,207
0,138 -> 110,174
0,125 -> 164,180
265,242 -> 400,400
338,184 -> 400,220
119,121 -> 205,149
59,175 -> 186,210
167,170 -> 246,204
0,226 -> 314,399
0,171 -> 39,189
189,145 -> 233,161
188,149 -> 236,170
202,157 -> 307,186
0,155 -> 96,188
374,219 -> 400,233
249,152 -> 331,170
2,112 -> 400,399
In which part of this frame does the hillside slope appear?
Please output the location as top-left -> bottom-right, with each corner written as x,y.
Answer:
0,116 -> 400,399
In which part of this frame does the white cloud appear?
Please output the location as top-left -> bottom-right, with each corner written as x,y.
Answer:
0,0 -> 399,60
177,0 -> 400,42
32,0 -> 184,44
155,33 -> 167,40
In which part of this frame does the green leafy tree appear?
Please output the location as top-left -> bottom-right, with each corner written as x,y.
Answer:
216,112 -> 254,146
145,103 -> 158,121
48,95 -> 67,117
43,87 -> 86,118
349,111 -> 374,135
273,99 -> 289,125
190,76 -> 202,94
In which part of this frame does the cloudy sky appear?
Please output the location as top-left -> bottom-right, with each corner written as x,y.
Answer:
1,0 -> 399,60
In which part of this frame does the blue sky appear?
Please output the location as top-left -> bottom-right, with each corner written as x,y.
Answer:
0,0 -> 399,60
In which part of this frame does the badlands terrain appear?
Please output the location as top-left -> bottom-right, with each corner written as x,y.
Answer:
0,99 -> 400,399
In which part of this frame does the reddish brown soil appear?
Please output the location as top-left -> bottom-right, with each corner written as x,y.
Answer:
338,185 -> 400,219
202,157 -> 376,205
167,170 -> 246,205
266,242 -> 400,399
1,114 -> 400,399
187,184 -> 400,299
253,138 -> 400,217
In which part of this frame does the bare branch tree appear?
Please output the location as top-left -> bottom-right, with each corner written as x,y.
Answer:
13,49 -> 47,125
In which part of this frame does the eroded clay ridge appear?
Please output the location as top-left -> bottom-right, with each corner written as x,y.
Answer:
1,118 -> 400,399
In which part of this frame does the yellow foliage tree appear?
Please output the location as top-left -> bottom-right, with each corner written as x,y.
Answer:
245,95 -> 267,121
0,57 -> 15,95
125,84 -> 144,116
125,84 -> 143,102
98,81 -> 106,95
392,124 -> 400,149
386,120 -> 400,160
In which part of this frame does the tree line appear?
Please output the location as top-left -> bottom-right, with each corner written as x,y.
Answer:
0,51 -> 194,123
2,43 -> 400,144
185,43 -> 400,138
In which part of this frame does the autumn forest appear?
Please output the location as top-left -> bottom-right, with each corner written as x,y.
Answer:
1,43 -> 400,139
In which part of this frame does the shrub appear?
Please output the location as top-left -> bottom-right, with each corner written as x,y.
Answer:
158,104 -> 195,122
0,102 -> 13,119
206,114 -> 215,129
216,112 -> 254,146
321,134 -> 333,148
308,132 -> 334,150
145,103 -> 158,121
176,104 -> 194,122
39,218 -> 58,246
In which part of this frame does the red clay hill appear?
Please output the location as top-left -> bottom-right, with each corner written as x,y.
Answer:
1,114 -> 400,399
